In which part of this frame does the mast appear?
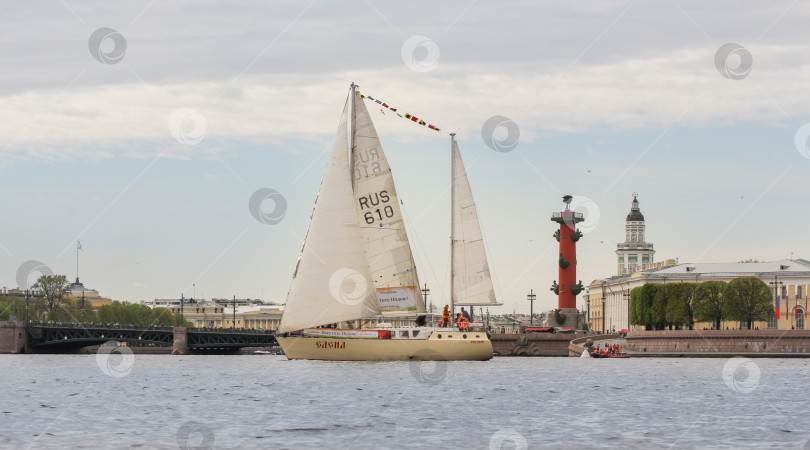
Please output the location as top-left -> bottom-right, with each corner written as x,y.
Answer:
449,133 -> 456,316
349,82 -> 357,190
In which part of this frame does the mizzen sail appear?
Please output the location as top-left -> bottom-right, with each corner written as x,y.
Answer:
451,137 -> 500,306
351,92 -> 424,313
279,97 -> 380,333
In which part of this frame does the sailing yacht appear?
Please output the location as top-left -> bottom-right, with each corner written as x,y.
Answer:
276,84 -> 498,361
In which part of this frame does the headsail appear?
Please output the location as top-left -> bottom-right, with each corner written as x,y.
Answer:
451,136 -> 501,306
351,91 -> 424,313
279,96 -> 380,333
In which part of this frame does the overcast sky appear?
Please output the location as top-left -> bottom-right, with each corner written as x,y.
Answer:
1,1 -> 809,314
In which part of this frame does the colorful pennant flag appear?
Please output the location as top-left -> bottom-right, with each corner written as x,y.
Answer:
357,90 -> 442,132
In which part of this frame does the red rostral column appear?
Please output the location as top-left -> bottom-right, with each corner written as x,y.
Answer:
551,195 -> 585,309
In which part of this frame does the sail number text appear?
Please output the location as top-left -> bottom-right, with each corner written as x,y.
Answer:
354,148 -> 382,180
359,190 -> 394,224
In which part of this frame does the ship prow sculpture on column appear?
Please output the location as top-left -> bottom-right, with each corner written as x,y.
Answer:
550,195 -> 585,330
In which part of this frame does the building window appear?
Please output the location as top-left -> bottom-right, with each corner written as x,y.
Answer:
799,285 -> 804,299
767,311 -> 777,329
782,286 -> 788,299
797,309 -> 805,330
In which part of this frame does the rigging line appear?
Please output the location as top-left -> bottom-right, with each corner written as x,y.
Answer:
356,87 -> 451,137
479,215 -> 504,304
453,172 -> 467,306
400,197 -> 446,304
400,198 -> 432,297
442,248 -> 451,308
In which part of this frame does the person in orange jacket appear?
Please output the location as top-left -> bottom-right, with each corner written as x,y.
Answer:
442,305 -> 450,328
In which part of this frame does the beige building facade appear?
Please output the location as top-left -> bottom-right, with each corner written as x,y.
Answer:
586,259 -> 810,332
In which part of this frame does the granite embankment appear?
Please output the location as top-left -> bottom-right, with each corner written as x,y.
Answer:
623,330 -> 810,357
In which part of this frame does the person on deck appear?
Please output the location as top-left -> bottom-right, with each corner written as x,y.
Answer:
454,313 -> 462,328
461,307 -> 471,322
442,305 -> 450,328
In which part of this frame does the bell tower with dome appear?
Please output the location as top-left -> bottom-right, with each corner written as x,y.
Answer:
616,193 -> 655,275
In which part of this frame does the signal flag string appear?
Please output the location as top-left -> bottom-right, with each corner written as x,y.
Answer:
357,91 -> 442,132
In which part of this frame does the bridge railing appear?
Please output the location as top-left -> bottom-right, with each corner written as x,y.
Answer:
25,323 -> 276,335
189,327 -> 276,335
26,322 -> 175,331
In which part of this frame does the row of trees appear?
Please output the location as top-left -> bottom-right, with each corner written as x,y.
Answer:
0,275 -> 188,326
630,277 -> 774,330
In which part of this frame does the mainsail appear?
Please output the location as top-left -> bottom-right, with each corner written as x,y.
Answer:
278,98 -> 380,333
351,91 -> 424,313
451,136 -> 500,306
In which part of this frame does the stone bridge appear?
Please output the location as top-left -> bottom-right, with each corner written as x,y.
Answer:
0,321 -> 277,354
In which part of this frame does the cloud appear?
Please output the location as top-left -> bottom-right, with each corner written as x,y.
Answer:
1,45 -> 807,163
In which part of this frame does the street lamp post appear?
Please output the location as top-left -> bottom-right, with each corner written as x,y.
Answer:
180,293 -> 185,324
527,289 -> 536,325
421,284 -> 431,326
233,295 -> 237,329
769,277 -> 783,328
623,291 -> 630,332
25,289 -> 29,323
486,308 -> 490,332
601,297 -> 606,333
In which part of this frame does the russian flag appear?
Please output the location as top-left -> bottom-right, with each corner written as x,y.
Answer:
776,295 -> 780,320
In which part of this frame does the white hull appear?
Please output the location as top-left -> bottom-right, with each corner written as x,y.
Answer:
278,329 -> 493,361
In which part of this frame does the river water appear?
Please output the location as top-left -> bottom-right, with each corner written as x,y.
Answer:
0,354 -> 808,449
